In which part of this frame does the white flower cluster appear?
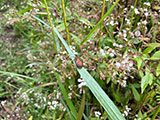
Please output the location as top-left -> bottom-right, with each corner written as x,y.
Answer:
106,48 -> 116,57
100,49 -> 105,56
122,105 -> 131,117
113,43 -> 123,48
116,55 -> 133,72
78,77 -> 86,88
106,17 -> 118,26
69,45 -> 78,55
117,79 -> 127,87
17,89 -> 64,112
135,8 -> 140,15
95,111 -> 101,117
143,2 -> 151,6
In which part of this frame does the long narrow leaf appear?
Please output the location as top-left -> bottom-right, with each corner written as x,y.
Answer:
54,72 -> 77,119
0,70 -> 38,81
77,91 -> 86,120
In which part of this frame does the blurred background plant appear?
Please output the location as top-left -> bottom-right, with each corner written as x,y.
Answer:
0,0 -> 160,120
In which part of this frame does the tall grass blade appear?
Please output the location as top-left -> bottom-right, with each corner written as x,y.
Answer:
54,72 -> 78,119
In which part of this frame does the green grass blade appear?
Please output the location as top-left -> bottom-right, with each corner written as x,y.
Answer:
80,0 -> 120,45
60,98 -> 75,120
77,91 -> 86,120
54,72 -> 77,119
151,105 -> 160,120
77,68 -> 126,120
0,70 -> 38,81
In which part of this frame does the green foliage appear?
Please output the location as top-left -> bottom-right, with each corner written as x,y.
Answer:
0,0 -> 160,120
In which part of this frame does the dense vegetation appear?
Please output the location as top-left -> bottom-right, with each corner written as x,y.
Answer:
0,0 -> 160,120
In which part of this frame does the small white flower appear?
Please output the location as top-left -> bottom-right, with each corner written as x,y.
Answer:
119,45 -> 123,48
106,22 -> 109,26
100,49 -> 105,56
144,12 -> 149,17
144,2 -> 150,6
135,8 -> 140,14
116,62 -> 121,68
129,62 -> 133,67
144,8 -> 148,12
122,80 -> 127,87
113,43 -> 117,46
112,72 -> 116,76
123,30 -> 127,33
124,8 -> 127,11
126,105 -> 131,112
123,33 -> 127,38
126,28 -> 129,31
109,53 -> 114,57
1,100 -> 6,106
52,101 -> 58,106
118,32 -> 122,35
78,82 -> 86,88
142,20 -> 147,25
135,31 -> 141,37
137,22 -> 141,26
43,97 -> 46,102
125,18 -> 130,24
95,111 -> 101,117
50,105 -> 55,110
34,103 -> 41,109
78,78 -> 83,82
7,114 -> 10,118
110,20 -> 114,26
78,78 -> 86,88
124,110 -> 128,116
62,51 -> 67,54
48,101 -> 51,105
131,6 -> 134,9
